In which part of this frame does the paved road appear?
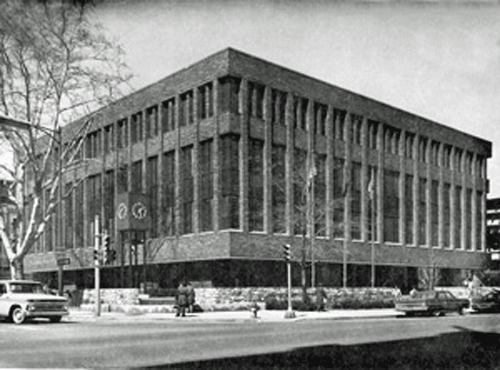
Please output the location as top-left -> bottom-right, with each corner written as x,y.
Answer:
0,314 -> 498,368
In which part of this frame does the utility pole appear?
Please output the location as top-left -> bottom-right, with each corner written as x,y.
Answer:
94,215 -> 101,317
283,244 -> 296,319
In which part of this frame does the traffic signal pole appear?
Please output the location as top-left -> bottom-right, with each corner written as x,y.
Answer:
94,215 -> 101,317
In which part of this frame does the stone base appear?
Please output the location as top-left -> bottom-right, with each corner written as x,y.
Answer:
284,310 -> 296,319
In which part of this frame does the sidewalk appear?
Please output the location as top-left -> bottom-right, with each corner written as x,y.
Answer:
68,307 -> 403,323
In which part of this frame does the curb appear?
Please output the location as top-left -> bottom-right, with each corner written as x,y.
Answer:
67,309 -> 403,323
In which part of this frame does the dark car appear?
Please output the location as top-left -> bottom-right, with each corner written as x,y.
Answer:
395,290 -> 469,317
471,289 -> 500,313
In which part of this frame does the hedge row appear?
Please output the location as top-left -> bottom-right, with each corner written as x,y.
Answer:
264,294 -> 395,311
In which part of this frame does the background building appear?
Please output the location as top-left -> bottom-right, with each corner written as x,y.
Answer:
486,198 -> 500,282
24,48 -> 492,292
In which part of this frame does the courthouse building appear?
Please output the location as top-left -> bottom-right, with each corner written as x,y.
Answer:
24,48 -> 492,291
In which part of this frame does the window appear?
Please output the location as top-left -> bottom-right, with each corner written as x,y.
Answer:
162,151 -> 176,236
131,112 -> 143,144
180,91 -> 194,127
103,124 -> 114,154
249,139 -> 264,231
131,161 -> 143,193
146,106 -> 159,139
333,157 -> 345,238
147,156 -> 158,237
418,178 -> 427,245
64,182 -> 73,249
272,89 -> 287,126
181,146 -> 194,234
293,96 -> 308,131
199,140 -> 213,232
384,170 -> 400,243
333,109 -> 346,141
198,83 -> 214,120
272,145 -> 286,234
443,183 -> 451,247
405,175 -> 414,245
85,131 -> 101,158
383,125 -> 400,155
117,164 -> 128,193
430,141 -> 440,166
117,119 -> 128,149
351,115 -> 363,145
351,162 -> 362,240
315,154 -> 327,237
405,133 -> 415,159
419,137 -> 428,163
455,149 -> 463,172
476,191 -> 483,250
75,181 -> 84,248
220,135 -> 240,229
314,103 -> 327,136
454,185 -> 462,249
443,145 -> 452,168
465,188 -> 472,250
103,171 -> 115,235
219,76 -> 240,114
430,180 -> 439,246
86,175 -> 101,245
248,82 -> 265,120
293,148 -> 307,236
161,98 -> 175,133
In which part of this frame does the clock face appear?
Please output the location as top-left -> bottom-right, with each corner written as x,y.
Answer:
117,203 -> 128,220
132,202 -> 147,220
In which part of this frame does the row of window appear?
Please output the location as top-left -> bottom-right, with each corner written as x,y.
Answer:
32,135 -> 484,254
76,75 -> 486,180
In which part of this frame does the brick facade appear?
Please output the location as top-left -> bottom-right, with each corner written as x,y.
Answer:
25,48 -> 492,291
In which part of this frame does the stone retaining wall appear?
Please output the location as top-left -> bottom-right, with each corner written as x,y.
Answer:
80,287 -> 401,309
82,288 -> 140,306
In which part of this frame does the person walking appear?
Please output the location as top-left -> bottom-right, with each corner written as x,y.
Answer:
316,284 -> 328,312
186,282 -> 195,313
175,282 -> 188,317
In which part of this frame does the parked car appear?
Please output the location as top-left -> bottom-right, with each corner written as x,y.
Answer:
395,290 -> 469,317
471,289 -> 500,313
0,280 -> 69,324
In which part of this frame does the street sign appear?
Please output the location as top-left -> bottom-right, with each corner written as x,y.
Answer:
57,257 -> 70,266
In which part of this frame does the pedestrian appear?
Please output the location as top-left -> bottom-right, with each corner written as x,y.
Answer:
186,282 -> 195,313
175,282 -> 188,317
316,283 -> 328,312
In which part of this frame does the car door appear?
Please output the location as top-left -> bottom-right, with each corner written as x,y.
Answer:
436,292 -> 450,312
442,291 -> 458,312
0,283 -> 8,316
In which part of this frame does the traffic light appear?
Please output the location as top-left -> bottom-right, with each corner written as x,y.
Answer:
102,233 -> 111,265
109,249 -> 117,263
283,244 -> 291,262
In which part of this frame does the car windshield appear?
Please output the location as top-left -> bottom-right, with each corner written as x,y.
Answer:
9,283 -> 45,294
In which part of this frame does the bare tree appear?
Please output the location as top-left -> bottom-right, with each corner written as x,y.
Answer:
0,0 -> 131,279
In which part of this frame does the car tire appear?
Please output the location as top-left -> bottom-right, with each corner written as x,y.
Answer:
50,316 -> 62,323
10,307 -> 26,325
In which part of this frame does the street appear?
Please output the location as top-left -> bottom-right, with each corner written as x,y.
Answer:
0,314 -> 498,368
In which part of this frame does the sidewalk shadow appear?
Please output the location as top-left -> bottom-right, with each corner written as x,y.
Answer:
147,326 -> 500,370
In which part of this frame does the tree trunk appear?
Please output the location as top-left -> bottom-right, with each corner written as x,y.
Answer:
10,258 -> 24,280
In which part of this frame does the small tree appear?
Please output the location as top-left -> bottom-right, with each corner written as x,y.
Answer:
0,0 -> 130,279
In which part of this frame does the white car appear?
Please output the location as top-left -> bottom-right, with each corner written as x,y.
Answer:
0,280 -> 69,324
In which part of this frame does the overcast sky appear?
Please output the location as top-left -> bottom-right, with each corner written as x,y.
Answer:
96,0 -> 500,197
